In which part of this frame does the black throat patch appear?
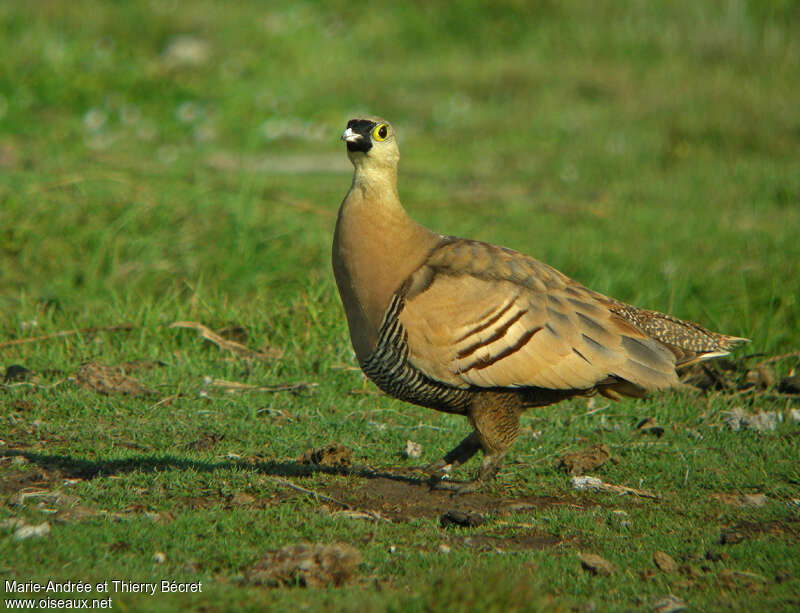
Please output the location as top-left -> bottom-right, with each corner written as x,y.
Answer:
346,119 -> 376,153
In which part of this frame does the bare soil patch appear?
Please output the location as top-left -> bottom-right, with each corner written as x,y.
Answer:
320,471 -> 584,523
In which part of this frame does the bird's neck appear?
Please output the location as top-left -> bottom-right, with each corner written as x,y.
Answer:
350,161 -> 399,201
333,166 -> 440,360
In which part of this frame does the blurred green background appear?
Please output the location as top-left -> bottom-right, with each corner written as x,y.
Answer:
1,2 -> 799,611
1,0 -> 798,350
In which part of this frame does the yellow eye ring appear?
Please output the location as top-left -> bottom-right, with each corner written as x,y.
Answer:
372,123 -> 389,141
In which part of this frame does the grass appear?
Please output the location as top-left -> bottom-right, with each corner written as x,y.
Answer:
1,0 -> 799,611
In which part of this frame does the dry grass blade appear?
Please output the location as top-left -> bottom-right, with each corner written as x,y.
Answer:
331,510 -> 389,521
0,324 -> 134,349
244,542 -> 362,588
758,350 -> 800,365
209,378 -> 317,394
571,475 -> 660,499
170,321 -> 281,360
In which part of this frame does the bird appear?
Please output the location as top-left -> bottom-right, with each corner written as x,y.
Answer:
332,116 -> 746,492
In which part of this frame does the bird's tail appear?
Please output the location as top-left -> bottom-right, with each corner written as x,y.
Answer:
605,301 -> 748,368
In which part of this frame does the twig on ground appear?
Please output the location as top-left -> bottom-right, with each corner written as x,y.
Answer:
406,424 -> 452,432
209,379 -> 317,394
170,321 -> 281,360
0,324 -> 134,349
148,395 -> 179,410
571,475 -> 660,499
577,404 -> 610,418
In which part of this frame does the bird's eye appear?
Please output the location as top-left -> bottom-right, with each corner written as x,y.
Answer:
373,124 -> 389,141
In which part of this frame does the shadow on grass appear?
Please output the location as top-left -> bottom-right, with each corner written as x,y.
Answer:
1,449 -> 580,520
0,448 -> 424,486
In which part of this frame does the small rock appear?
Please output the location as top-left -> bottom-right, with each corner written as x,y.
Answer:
712,493 -> 768,507
578,552 -> 616,575
153,551 -> 167,564
653,594 -> 687,613
76,362 -> 154,397
400,440 -> 422,459
4,364 -> 35,383
438,543 -> 451,554
440,510 -> 486,528
558,444 -> 610,475
745,411 -> 779,431
299,442 -> 352,467
778,376 -> 800,395
653,551 -> 678,573
14,522 -> 50,540
744,365 -> 773,389
571,475 -> 604,491
704,549 -> 728,562
723,407 -> 747,431
723,407 -> 779,432
636,417 -> 665,437
720,530 -> 746,545
0,518 -> 26,530
229,492 -> 256,506
162,36 -> 210,69
54,506 -> 100,524
789,408 -> 800,424
244,543 -> 361,588
740,493 -> 767,507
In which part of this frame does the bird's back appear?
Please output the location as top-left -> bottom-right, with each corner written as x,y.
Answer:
370,237 -> 745,404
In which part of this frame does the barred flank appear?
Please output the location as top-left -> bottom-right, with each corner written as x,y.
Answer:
361,295 -> 473,414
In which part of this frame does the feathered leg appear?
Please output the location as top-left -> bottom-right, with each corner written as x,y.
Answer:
430,392 -> 523,493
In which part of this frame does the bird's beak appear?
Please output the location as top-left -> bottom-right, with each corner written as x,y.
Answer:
341,127 -> 363,143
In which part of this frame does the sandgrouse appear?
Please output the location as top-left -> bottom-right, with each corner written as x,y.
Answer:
333,116 -> 746,492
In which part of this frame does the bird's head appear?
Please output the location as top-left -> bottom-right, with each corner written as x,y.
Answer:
341,116 -> 399,170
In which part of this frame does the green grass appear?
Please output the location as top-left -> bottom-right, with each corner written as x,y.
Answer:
1,1 -> 799,611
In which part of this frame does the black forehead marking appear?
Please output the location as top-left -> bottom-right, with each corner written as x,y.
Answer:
347,119 -> 377,136
345,119 -> 378,153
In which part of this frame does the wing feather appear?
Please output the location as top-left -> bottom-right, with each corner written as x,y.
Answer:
398,240 -> 680,392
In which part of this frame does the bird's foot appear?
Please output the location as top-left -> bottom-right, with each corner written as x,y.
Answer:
424,460 -> 455,489
423,459 -> 452,478
427,467 -> 485,494
429,454 -> 504,494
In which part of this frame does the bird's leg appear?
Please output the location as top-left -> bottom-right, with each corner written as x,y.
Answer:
431,392 -> 523,493
425,431 -> 482,480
